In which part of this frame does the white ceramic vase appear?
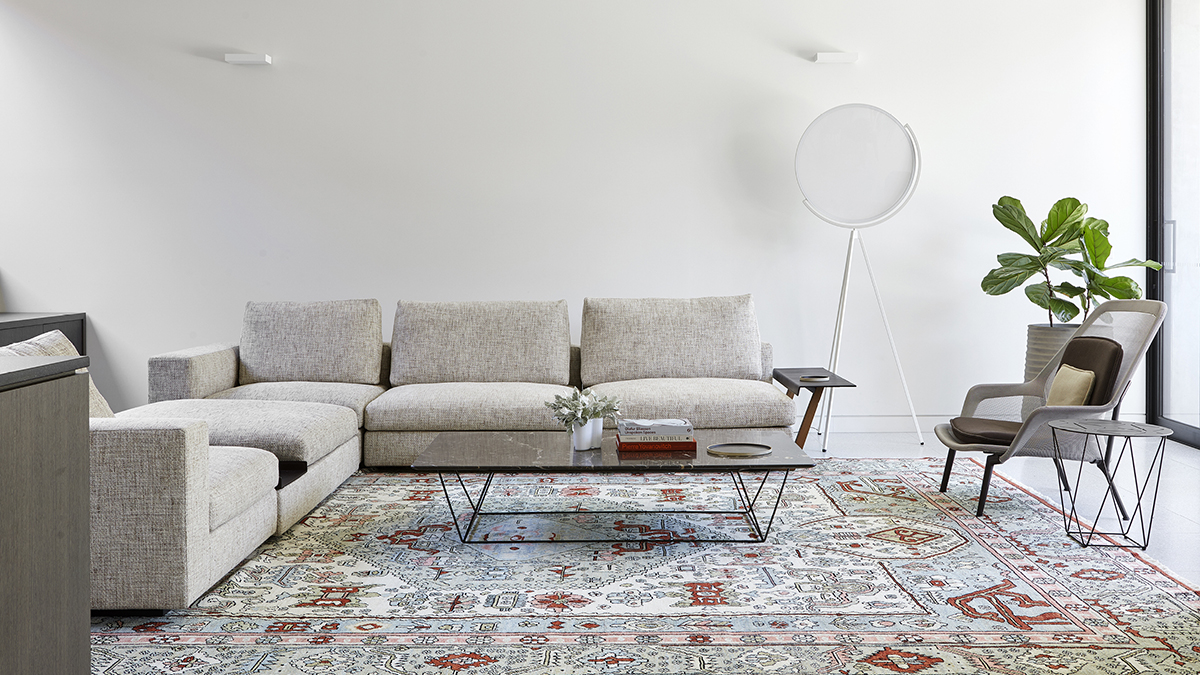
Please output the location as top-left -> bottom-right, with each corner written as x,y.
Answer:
571,418 -> 603,450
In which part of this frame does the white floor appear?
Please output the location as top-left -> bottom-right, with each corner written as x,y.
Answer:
811,430 -> 1200,589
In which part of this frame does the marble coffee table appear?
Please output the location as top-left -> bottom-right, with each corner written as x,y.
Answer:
411,428 -> 814,545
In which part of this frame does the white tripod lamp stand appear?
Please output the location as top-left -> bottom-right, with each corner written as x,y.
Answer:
794,103 -> 924,450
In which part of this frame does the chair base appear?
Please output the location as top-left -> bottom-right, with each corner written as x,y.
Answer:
938,444 -> 1001,517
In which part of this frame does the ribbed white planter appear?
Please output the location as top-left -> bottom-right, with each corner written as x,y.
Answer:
1024,323 -> 1080,381
1022,323 -> 1078,417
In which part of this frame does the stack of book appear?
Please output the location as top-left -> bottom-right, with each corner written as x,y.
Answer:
616,418 -> 696,451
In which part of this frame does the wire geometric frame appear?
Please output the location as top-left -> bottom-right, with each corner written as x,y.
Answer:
434,469 -> 792,544
1051,422 -> 1170,549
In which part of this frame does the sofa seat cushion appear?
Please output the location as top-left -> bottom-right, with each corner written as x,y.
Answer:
589,378 -> 796,428
365,382 -> 575,431
240,299 -> 383,385
208,446 -> 278,531
390,300 -> 572,386
120,400 -> 358,464
207,382 -> 386,427
580,295 -> 763,388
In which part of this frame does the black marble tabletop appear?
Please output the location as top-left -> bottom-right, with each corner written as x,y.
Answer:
412,428 -> 816,472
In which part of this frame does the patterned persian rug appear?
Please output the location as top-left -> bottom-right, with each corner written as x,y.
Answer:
91,457 -> 1200,674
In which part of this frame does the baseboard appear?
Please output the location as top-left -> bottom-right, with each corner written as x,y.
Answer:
810,413 -> 1149,434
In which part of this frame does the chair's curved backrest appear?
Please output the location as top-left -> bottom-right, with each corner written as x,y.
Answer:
1065,300 -> 1167,407
999,300 -> 1167,464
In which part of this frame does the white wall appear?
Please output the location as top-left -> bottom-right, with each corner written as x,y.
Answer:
0,0 -> 1149,427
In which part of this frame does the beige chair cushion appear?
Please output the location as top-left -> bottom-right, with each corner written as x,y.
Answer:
1058,336 -> 1123,405
390,300 -> 571,386
580,295 -> 762,388
1046,364 -> 1096,406
0,329 -> 114,417
239,299 -> 382,385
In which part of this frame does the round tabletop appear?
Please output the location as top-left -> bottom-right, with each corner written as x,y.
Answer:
1048,419 -> 1173,438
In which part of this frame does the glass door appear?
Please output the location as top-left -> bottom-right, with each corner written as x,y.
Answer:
1152,0 -> 1200,446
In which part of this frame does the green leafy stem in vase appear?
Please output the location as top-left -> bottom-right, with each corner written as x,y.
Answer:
545,389 -> 621,429
981,196 -> 1161,325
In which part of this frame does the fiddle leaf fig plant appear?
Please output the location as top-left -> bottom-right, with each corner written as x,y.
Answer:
981,196 -> 1161,325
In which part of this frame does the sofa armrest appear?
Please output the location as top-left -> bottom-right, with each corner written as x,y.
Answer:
148,344 -> 239,402
89,417 -> 211,609
760,342 -> 773,382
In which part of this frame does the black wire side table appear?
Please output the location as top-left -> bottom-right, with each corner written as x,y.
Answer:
1048,419 -> 1171,549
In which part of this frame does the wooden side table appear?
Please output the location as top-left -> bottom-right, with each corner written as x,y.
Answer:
772,368 -> 856,451
1049,419 -> 1171,549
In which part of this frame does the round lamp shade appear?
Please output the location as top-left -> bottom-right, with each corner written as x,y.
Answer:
794,104 -> 920,228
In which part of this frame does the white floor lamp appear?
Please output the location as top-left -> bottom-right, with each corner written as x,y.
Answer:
794,103 -> 925,450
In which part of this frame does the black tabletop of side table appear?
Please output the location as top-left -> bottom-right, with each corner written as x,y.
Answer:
772,368 -> 856,450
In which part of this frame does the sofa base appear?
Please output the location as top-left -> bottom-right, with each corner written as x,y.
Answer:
92,490 -> 276,612
363,430 -> 439,468
276,435 -> 360,534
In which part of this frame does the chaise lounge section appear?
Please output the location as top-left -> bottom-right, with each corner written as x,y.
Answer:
0,330 -> 281,610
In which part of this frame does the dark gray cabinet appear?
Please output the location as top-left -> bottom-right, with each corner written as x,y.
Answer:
0,356 -> 90,673
0,312 -> 87,354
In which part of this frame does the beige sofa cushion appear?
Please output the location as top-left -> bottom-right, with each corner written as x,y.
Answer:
390,300 -> 571,386
589,378 -> 795,428
239,299 -> 382,385
119,399 -> 358,464
208,446 -> 278,531
0,329 -> 114,417
365,382 -> 575,431
580,295 -> 763,388
208,381 -> 386,427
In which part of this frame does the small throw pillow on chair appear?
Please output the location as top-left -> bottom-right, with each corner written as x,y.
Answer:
1047,363 -> 1095,406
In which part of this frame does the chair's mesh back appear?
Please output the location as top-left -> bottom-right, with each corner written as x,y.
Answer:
1076,308 -> 1156,402
1015,305 -> 1161,462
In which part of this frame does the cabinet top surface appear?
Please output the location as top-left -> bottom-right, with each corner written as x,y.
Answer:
0,312 -> 84,323
0,356 -> 89,389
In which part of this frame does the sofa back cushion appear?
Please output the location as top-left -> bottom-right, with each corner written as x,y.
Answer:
239,299 -> 383,385
0,330 -> 115,417
580,295 -> 763,387
390,300 -> 571,386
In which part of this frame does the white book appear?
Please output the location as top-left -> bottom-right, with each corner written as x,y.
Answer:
617,418 -> 694,436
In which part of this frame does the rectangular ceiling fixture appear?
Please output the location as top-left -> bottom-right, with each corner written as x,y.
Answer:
225,54 -> 272,65
815,52 -> 858,64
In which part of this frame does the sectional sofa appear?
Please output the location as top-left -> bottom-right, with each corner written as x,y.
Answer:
150,295 -> 796,466
10,294 -> 795,610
